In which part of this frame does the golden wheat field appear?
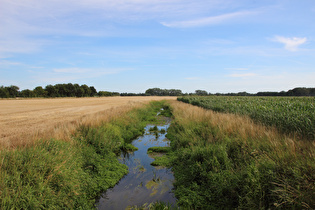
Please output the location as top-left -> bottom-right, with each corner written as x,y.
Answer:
0,96 -> 176,149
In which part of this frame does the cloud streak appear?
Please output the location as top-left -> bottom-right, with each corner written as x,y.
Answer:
52,67 -> 129,75
228,73 -> 257,78
161,10 -> 259,28
185,77 -> 202,80
273,36 -> 307,51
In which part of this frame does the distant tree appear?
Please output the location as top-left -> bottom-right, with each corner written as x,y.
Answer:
73,84 -> 81,97
169,89 -> 183,96
6,85 -> 19,97
33,86 -> 47,97
65,83 -> 75,97
195,90 -> 208,96
145,88 -> 162,96
0,86 -> 10,98
145,88 -> 182,96
120,92 -> 147,96
80,84 -> 91,97
287,87 -> 311,96
20,89 -> 34,98
89,86 -> 97,96
98,91 -> 113,97
45,85 -> 58,97
236,92 -> 251,96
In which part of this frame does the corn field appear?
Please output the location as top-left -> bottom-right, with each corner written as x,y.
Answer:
178,96 -> 315,140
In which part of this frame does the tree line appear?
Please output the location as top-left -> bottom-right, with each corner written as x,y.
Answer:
0,84 -> 101,98
205,87 -> 315,97
1,85 -> 314,98
144,87 -> 315,97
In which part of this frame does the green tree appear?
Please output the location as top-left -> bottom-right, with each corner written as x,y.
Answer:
66,83 -> 75,97
195,90 -> 208,96
0,86 -> 10,98
81,84 -> 91,97
89,86 -> 97,96
45,85 -> 58,97
33,86 -> 47,97
6,85 -> 19,97
20,89 -> 34,97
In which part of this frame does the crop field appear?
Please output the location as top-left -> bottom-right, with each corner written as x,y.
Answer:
0,98 -> 314,209
178,96 -> 315,140
0,96 -> 175,148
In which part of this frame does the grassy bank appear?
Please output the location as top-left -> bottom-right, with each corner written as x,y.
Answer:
0,101 -> 168,209
165,101 -> 314,209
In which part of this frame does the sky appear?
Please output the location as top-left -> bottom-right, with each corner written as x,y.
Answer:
1,0 -> 315,93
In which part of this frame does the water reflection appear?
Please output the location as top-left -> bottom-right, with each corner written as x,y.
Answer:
97,123 -> 176,210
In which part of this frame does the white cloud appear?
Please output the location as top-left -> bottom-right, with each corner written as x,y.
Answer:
225,68 -> 249,71
273,36 -> 307,51
228,73 -> 257,78
29,67 -> 131,85
161,10 -> 259,28
52,67 -> 128,75
53,68 -> 90,74
0,60 -> 21,66
185,77 -> 202,80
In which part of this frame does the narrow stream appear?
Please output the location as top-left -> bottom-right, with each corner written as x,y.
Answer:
96,121 -> 176,209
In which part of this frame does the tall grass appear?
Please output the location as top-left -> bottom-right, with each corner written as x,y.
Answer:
166,101 -> 315,209
0,101 -> 167,209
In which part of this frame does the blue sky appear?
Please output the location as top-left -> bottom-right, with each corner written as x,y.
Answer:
1,0 -> 315,93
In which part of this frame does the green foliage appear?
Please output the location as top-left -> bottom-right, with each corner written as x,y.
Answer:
150,155 -> 172,167
195,89 -> 208,96
0,83 -> 98,98
147,146 -> 171,153
149,126 -> 159,132
178,96 -> 315,140
160,103 -> 173,118
128,201 -> 178,209
0,86 -> 10,98
145,88 -> 182,96
0,85 -> 19,98
97,91 -> 119,97
20,89 -> 35,98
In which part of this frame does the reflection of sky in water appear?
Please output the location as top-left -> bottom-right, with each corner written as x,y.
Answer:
97,123 -> 176,210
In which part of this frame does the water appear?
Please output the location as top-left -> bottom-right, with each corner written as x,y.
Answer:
97,122 -> 176,209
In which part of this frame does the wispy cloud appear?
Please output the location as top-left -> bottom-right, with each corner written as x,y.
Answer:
30,67 -> 131,85
53,68 -> 90,74
272,36 -> 307,51
161,10 -> 259,28
52,67 -> 128,75
225,68 -> 249,71
185,77 -> 202,80
228,73 -> 257,78
0,60 -> 21,66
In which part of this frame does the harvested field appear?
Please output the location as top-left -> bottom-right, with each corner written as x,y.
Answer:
0,96 -> 176,149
